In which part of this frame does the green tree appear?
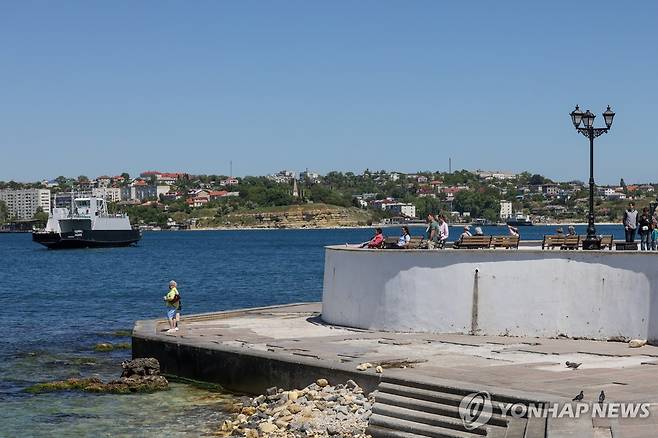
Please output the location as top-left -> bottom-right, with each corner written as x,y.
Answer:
0,200 -> 8,225
32,207 -> 49,226
413,197 -> 444,219
529,174 -> 546,185
55,176 -> 68,186
453,189 -> 501,222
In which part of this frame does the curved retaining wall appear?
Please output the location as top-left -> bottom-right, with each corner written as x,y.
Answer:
321,246 -> 658,341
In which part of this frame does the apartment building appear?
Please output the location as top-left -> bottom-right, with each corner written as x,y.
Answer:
0,189 -> 51,220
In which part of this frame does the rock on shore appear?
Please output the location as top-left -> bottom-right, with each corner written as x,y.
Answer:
25,357 -> 168,394
217,379 -> 373,437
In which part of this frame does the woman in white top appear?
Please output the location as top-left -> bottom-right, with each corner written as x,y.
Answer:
397,226 -> 411,247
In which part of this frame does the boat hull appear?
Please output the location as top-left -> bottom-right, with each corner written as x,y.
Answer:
32,229 -> 141,249
506,220 -> 533,226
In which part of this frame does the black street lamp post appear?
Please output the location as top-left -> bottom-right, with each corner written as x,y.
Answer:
570,105 -> 615,250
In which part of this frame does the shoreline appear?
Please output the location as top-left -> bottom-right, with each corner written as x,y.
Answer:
140,222 -> 624,232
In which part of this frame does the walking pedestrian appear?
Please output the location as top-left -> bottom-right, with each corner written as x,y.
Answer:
437,215 -> 449,248
426,214 -> 441,249
623,202 -> 638,243
163,280 -> 181,333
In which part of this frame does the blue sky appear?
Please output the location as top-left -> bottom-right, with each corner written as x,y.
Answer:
1,2 -> 656,184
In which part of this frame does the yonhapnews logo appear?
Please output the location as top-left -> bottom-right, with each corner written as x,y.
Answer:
458,391 -> 651,429
458,391 -> 492,430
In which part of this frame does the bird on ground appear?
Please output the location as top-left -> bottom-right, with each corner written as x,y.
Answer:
573,390 -> 584,402
566,361 -> 582,369
598,391 -> 605,404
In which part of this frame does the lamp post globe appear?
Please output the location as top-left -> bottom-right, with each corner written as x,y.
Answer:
603,106 -> 615,128
570,105 -> 583,128
582,110 -> 595,129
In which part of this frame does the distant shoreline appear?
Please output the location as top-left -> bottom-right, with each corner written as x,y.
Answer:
140,222 -> 623,232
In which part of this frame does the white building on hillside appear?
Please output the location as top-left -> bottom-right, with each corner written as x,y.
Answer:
384,203 -> 416,218
500,200 -> 513,219
92,187 -> 122,203
477,170 -> 517,180
0,188 -> 51,220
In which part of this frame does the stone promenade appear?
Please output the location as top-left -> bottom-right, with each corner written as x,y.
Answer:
133,302 -> 658,437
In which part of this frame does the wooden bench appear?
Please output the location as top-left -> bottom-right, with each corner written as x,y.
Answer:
453,235 -> 492,249
491,235 -> 520,249
542,235 -> 565,250
562,235 -> 580,250
383,236 -> 425,249
383,237 -> 398,248
600,235 -> 613,250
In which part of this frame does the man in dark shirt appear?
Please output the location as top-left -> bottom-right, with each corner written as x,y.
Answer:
638,207 -> 652,250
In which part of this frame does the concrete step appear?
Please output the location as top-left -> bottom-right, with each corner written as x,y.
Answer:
378,382 -> 510,416
504,418 -> 528,438
372,403 -> 489,435
524,416 -> 547,438
375,391 -> 508,428
546,415 -> 594,438
382,376 -> 544,406
368,413 -> 482,438
367,425 -> 436,438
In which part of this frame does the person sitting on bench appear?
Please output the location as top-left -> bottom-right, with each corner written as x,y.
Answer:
395,226 -> 411,248
361,228 -> 384,248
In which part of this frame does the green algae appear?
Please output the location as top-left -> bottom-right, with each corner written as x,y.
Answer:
25,376 -> 168,394
111,329 -> 133,338
93,343 -> 115,352
93,342 -> 131,352
25,378 -> 103,394
166,375 -> 225,393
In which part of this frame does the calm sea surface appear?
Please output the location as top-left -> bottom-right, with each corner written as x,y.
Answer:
0,224 -> 626,436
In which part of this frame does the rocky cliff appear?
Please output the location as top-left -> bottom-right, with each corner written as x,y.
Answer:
213,204 -> 374,229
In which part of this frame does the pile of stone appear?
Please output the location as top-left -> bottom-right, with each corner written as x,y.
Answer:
218,379 -> 373,437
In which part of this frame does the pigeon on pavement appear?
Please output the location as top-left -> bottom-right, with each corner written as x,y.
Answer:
598,390 -> 605,404
566,361 -> 582,369
573,390 -> 584,402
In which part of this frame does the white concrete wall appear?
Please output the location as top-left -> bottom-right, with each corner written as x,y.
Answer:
321,246 -> 658,341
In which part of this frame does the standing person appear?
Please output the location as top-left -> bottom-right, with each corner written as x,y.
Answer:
638,207 -> 652,251
426,214 -> 440,249
623,202 -> 639,243
163,280 -> 181,333
437,215 -> 450,248
396,226 -> 411,248
651,219 -> 658,251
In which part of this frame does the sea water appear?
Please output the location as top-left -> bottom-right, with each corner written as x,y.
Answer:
0,225 -> 625,436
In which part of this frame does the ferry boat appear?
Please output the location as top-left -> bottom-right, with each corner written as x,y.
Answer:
505,213 -> 533,226
32,197 -> 141,249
